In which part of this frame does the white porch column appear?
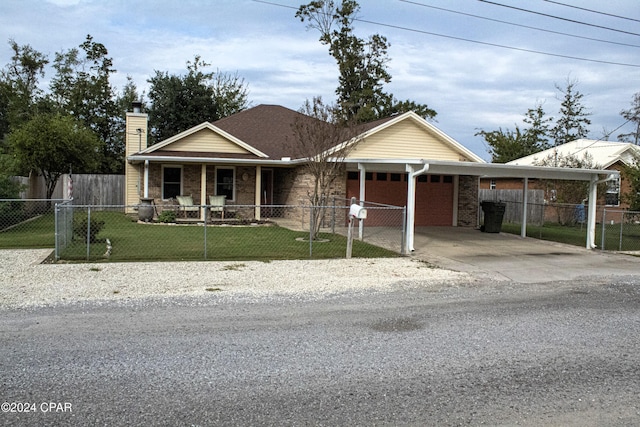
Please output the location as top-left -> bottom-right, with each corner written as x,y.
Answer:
586,174 -> 598,249
521,178 -> 528,238
143,160 -> 149,198
200,164 -> 207,220
255,165 -> 262,220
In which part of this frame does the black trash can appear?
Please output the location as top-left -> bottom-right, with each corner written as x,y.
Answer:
481,201 -> 506,233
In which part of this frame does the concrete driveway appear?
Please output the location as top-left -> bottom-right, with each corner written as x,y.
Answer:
412,227 -> 640,283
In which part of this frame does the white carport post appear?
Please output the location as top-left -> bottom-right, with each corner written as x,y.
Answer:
357,163 -> 367,239
586,174 -> 598,249
405,163 -> 429,252
521,177 -> 528,238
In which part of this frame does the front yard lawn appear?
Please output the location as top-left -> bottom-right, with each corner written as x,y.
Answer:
3,211 -> 396,261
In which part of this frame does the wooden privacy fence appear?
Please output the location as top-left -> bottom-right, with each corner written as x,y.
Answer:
11,174 -> 124,206
479,189 -> 546,225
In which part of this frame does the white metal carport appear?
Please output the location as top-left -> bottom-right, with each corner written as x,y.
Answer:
346,159 -> 619,254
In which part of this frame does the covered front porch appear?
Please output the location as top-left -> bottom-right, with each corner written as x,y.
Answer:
129,159 -> 296,221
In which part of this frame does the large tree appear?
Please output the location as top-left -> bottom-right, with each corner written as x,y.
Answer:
49,35 -> 121,173
147,56 -> 249,144
0,40 -> 49,137
618,92 -> 640,145
7,113 -> 101,200
296,0 -> 435,123
290,96 -> 363,239
552,78 -> 591,147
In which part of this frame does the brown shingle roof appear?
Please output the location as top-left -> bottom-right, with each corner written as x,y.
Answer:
212,104 -> 398,160
212,104 -> 322,160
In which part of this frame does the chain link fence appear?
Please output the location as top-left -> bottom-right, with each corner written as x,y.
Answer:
600,209 -> 640,252
482,199 -> 640,251
0,199 -> 66,249
51,200 -> 405,262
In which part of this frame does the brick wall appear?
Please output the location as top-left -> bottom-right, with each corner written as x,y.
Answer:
457,175 -> 479,227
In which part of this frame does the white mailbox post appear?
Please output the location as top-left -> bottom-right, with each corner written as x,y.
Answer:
347,203 -> 367,258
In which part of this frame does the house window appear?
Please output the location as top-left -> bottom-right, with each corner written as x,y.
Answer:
490,179 -> 496,190
365,172 -> 373,181
347,171 -> 359,180
443,175 -> 453,184
216,167 -> 235,201
376,173 -> 387,181
417,175 -> 428,183
431,175 -> 441,183
390,173 -> 401,182
605,178 -> 620,206
162,166 -> 182,199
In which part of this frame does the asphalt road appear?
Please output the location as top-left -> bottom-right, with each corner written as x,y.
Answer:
2,277 -> 640,426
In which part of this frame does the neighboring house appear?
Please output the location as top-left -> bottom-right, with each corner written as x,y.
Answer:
481,139 -> 640,208
124,104 -> 618,251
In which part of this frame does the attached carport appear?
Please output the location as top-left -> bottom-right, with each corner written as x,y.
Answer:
347,159 -> 619,254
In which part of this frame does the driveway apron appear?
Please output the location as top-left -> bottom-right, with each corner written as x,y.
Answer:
412,226 -> 640,283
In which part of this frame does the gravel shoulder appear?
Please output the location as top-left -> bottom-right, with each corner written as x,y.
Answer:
0,249 -> 476,309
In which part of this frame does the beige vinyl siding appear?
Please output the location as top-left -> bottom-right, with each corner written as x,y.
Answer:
162,128 -> 250,154
348,120 -> 468,161
125,113 -> 148,211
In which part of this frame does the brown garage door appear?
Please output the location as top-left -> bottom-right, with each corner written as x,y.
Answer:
346,172 -> 454,226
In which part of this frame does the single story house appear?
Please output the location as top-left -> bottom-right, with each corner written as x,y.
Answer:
481,139 -> 640,208
125,104 -> 618,251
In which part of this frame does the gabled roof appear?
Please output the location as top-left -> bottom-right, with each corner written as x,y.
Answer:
348,111 -> 485,163
507,139 -> 640,169
129,104 -> 485,166
139,121 -> 269,158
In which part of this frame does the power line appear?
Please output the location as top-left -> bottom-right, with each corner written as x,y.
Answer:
542,0 -> 640,24
252,0 -> 640,68
356,18 -> 640,68
479,0 -> 640,37
400,0 -> 640,49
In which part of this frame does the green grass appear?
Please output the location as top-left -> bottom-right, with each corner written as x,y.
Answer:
501,221 -> 640,251
0,212 -> 56,248
43,211 -> 396,262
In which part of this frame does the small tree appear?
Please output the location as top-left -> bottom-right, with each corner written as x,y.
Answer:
7,113 -> 100,201
534,152 -> 603,225
476,103 -> 552,163
552,78 -> 591,147
290,97 -> 363,239
618,92 -> 640,145
621,152 -> 640,211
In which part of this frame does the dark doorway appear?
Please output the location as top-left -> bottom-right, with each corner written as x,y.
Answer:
261,169 -> 274,217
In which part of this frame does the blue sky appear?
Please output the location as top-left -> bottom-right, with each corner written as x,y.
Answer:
1,0 -> 639,160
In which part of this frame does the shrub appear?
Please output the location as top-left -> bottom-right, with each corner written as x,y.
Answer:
73,216 -> 105,243
157,209 -> 177,223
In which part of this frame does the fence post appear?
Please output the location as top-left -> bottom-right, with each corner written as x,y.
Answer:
401,206 -> 407,255
86,206 -> 91,261
309,205 -> 314,258
204,205 -> 208,260
601,209 -> 606,251
54,202 -> 60,261
619,213 -> 624,251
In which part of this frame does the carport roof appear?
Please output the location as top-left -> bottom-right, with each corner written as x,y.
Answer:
346,159 -> 619,181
